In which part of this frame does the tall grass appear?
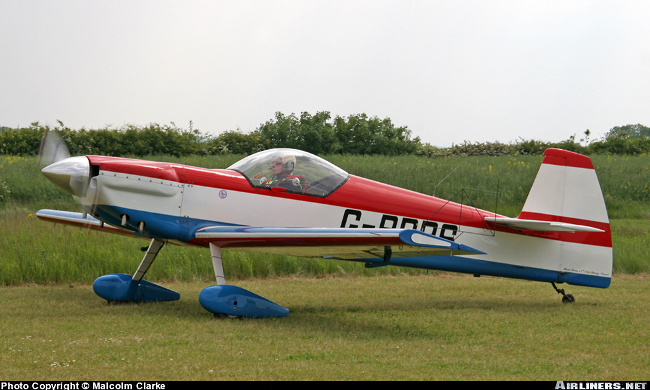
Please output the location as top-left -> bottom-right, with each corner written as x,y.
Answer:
611,219 -> 650,273
3,154 -> 649,217
136,153 -> 650,218
1,154 -> 648,285
0,206 -> 426,285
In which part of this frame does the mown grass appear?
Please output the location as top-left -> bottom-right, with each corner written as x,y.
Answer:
1,274 -> 648,380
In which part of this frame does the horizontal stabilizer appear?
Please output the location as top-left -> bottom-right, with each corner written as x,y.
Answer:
489,217 -> 605,233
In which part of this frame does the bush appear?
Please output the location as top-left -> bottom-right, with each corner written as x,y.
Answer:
1,119 -> 649,158
0,122 -> 205,157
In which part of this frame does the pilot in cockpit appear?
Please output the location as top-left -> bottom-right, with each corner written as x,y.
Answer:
260,153 -> 308,193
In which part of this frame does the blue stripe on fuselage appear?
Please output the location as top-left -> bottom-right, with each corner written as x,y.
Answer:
93,205 -> 239,242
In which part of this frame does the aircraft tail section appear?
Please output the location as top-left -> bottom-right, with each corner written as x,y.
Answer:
519,149 -> 609,227
515,148 -> 613,287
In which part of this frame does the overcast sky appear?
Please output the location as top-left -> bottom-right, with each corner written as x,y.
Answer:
2,0 -> 649,147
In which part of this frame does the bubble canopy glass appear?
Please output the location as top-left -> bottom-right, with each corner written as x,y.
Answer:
227,148 -> 349,197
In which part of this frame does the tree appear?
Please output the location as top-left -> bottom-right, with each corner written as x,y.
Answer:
295,111 -> 339,154
256,112 -> 297,150
213,130 -> 264,155
605,124 -> 650,139
332,113 -> 419,155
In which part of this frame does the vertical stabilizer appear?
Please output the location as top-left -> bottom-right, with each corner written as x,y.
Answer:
517,149 -> 612,287
520,149 -> 609,224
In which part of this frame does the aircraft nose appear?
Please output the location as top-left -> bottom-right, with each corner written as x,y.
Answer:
41,156 -> 91,197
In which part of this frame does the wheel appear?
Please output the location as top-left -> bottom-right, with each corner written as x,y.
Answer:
562,294 -> 575,303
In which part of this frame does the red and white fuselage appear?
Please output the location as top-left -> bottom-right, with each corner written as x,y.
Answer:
39,148 -> 613,289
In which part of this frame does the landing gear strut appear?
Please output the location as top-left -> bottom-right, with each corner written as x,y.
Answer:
198,243 -> 289,318
92,238 -> 180,303
551,282 -> 575,303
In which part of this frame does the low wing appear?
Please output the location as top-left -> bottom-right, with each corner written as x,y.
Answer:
36,209 -> 486,262
194,226 -> 485,261
36,209 -> 137,238
489,217 -> 604,233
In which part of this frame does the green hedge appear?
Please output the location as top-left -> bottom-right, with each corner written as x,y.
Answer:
2,117 -> 649,157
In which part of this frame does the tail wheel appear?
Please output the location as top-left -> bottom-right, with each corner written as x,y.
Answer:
561,294 -> 575,304
552,282 -> 576,304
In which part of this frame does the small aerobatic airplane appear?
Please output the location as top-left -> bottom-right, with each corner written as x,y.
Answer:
36,131 -> 612,318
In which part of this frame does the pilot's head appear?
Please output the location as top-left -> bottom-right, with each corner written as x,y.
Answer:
271,153 -> 296,176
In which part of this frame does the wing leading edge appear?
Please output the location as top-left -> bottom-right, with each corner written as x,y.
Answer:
193,226 -> 485,260
35,210 -> 486,261
36,209 -> 137,238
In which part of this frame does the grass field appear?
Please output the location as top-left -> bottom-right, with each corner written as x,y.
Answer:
1,274 -> 648,380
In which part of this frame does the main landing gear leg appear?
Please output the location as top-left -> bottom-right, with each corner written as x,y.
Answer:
551,282 -> 575,304
206,243 -> 234,319
133,238 -> 165,282
210,242 -> 227,286
92,238 -> 180,303
198,243 -> 289,318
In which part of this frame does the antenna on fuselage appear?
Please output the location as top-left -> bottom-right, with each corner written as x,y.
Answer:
433,161 -> 464,197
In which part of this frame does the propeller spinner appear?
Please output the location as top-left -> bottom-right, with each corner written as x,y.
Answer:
38,130 -> 91,198
41,156 -> 90,197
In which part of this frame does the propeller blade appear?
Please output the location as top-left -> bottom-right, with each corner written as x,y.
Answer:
38,129 -> 90,199
38,130 -> 70,170
37,129 -> 100,230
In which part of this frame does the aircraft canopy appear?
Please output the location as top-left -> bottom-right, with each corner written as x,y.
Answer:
227,148 -> 349,197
